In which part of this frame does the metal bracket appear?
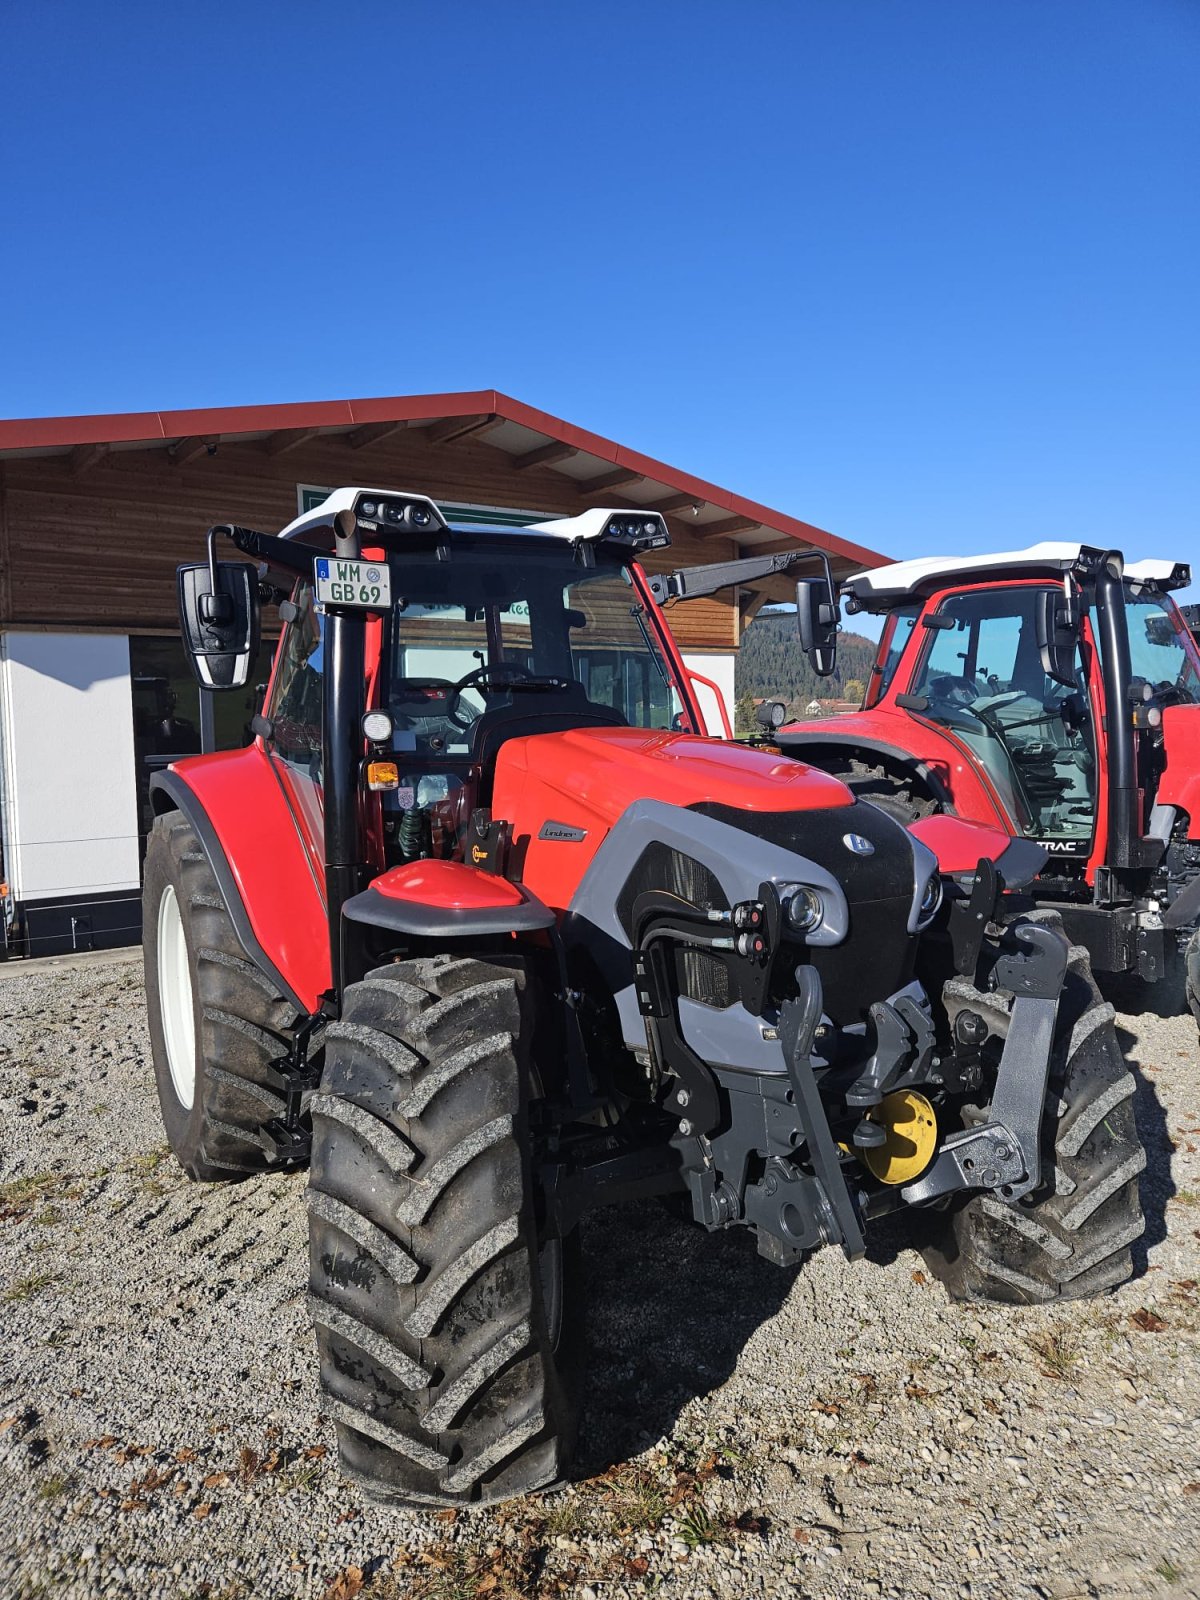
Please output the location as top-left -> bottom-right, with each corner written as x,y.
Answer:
901,1122 -> 1025,1204
906,920 -> 1070,1207
948,856 -> 998,977
780,976 -> 866,1260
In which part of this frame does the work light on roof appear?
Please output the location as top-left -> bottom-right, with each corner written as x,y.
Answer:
602,512 -> 670,550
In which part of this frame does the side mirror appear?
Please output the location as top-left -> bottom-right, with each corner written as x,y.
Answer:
178,560 -> 261,690
796,577 -> 839,677
1035,588 -> 1079,688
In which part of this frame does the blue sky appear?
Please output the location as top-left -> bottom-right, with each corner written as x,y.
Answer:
2,1 -> 1197,587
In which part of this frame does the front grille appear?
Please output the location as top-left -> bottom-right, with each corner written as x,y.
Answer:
616,842 -> 732,1008
692,800 -> 919,1025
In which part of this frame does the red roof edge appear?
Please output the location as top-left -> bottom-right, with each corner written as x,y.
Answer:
0,389 -> 887,567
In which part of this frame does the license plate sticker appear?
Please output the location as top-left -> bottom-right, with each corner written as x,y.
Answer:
313,557 -> 392,609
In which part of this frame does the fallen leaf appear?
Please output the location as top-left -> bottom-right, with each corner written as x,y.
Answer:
203,1471 -> 229,1489
850,1451 -> 871,1469
433,1507 -> 459,1523
1184,1483 -> 1200,1495
475,1576 -> 499,1595
321,1566 -> 363,1600
792,1527 -> 814,1545
911,1269 -> 927,1285
175,1448 -> 198,1463
1130,1308 -> 1168,1333
735,1511 -> 771,1535
193,1502 -> 212,1520
303,1445 -> 328,1460
905,1384 -> 930,1400
626,1555 -> 650,1576
811,1400 -> 841,1416
119,1498 -> 149,1513
0,1418 -> 17,1433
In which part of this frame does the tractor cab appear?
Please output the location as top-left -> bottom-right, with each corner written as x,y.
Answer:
778,541 -> 1200,993
262,493 -> 693,871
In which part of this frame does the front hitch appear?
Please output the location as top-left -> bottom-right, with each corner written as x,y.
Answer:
903,920 -> 1070,1207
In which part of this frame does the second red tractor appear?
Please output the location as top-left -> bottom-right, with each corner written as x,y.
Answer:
776,543 -> 1200,1028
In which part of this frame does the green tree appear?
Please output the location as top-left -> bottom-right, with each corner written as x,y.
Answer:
842,677 -> 866,704
735,610 -> 877,708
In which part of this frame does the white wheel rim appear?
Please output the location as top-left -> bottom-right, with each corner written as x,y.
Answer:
157,884 -> 197,1111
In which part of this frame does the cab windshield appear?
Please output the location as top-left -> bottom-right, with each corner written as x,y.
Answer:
911,586 -> 1095,846
385,540 -> 685,740
1124,591 -> 1200,704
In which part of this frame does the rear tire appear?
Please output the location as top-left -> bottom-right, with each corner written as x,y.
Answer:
923,916 -> 1146,1303
307,954 -> 582,1506
143,810 -> 301,1180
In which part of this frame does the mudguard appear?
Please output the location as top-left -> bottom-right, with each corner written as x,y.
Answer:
343,859 -> 555,939
149,748 -> 331,1013
907,815 -> 1047,888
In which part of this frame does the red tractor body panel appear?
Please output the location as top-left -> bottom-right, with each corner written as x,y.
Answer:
782,704 -> 1014,831
492,726 -> 853,913
167,745 -> 332,1011
1155,706 -> 1200,829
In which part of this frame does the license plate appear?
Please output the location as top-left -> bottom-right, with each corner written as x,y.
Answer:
314,557 -> 392,609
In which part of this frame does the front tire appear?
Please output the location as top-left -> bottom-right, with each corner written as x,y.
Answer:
924,917 -> 1146,1303
307,954 -> 582,1506
143,810 -> 301,1180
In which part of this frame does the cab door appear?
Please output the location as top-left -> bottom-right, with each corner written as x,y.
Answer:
262,581 -> 328,895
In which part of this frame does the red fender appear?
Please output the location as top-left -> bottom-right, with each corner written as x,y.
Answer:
153,745 -> 331,1013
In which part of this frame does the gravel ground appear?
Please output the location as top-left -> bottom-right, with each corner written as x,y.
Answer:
2,956 -> 1199,1600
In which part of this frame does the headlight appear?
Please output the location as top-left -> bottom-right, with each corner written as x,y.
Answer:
916,874 -> 943,929
784,885 -> 824,934
362,710 -> 394,744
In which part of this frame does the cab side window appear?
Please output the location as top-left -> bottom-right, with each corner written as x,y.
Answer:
268,582 -> 324,780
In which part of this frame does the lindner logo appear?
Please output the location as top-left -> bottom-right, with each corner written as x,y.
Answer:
842,833 -> 875,856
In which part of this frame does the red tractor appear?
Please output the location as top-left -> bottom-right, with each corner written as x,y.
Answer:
773,544 -> 1200,1028
144,496 -> 1145,1507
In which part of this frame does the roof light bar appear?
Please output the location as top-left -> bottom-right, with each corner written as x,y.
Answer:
279,487 -> 449,543
527,506 -> 671,549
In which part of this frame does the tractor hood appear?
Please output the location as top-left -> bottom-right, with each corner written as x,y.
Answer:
493,726 -> 853,835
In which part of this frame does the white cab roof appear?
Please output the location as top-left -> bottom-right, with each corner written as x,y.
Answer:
848,542 -> 1188,603
278,487 -> 649,545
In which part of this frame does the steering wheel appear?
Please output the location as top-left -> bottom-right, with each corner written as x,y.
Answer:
391,675 -> 484,733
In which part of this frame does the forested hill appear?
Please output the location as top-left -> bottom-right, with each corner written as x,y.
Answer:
734,609 -> 878,713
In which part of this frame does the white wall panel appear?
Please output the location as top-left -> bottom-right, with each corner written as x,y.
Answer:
682,651 -> 735,739
0,633 -> 139,901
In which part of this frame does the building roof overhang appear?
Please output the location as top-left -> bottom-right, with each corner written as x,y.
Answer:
0,388 -> 886,573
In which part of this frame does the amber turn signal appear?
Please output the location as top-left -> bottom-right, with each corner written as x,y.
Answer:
366,760 -> 400,791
